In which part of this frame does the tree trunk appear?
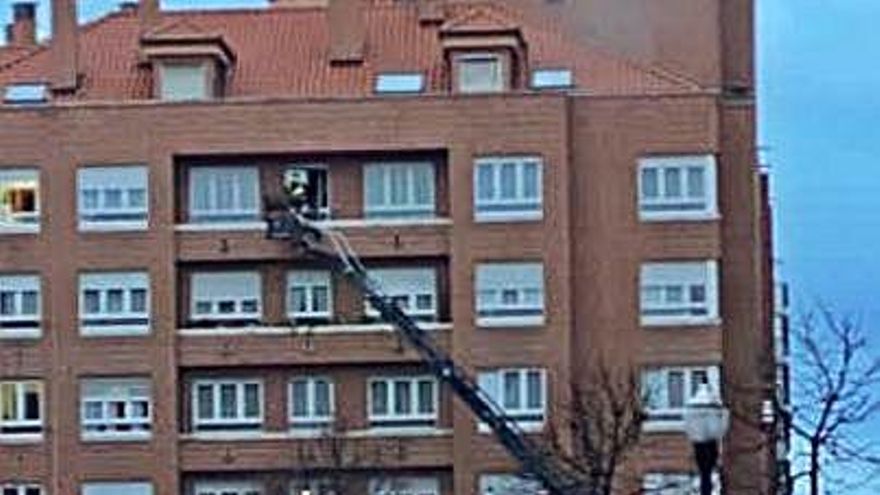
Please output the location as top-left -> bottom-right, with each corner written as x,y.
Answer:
809,439 -> 820,495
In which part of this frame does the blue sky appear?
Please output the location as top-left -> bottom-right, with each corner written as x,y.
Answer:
2,0 -> 879,492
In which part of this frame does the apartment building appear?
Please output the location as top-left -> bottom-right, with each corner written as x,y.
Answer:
0,0 -> 777,494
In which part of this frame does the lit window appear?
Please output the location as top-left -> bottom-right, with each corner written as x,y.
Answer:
289,377 -> 334,432
478,368 -> 546,431
290,479 -> 334,495
476,263 -> 544,327
189,166 -> 260,224
81,482 -> 153,495
474,156 -> 542,221
638,156 -> 718,221
456,53 -> 504,93
369,477 -> 440,495
190,271 -> 262,324
0,484 -> 44,495
79,272 -> 150,336
191,379 -> 263,432
640,261 -> 719,326
3,83 -> 48,105
375,72 -> 425,94
642,472 -> 720,495
366,268 -> 437,320
284,165 -> 330,220
531,69 -> 573,90
287,270 -> 332,321
479,474 -> 543,495
159,63 -> 208,101
193,481 -> 263,495
80,378 -> 151,441
0,275 -> 41,339
0,169 -> 39,233
77,166 -> 148,231
0,380 -> 43,440
368,376 -> 437,429
642,366 -> 720,429
363,162 -> 435,219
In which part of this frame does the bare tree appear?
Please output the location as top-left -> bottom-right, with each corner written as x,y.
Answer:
544,362 -> 647,495
783,306 -> 880,495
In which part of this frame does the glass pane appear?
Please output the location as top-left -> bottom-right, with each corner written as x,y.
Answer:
130,288 -> 148,313
20,291 -> 38,315
687,166 -> 705,198
241,299 -> 259,314
314,380 -> 331,416
394,381 -> 411,415
0,292 -> 14,315
291,380 -> 308,417
667,371 -> 685,408
83,290 -> 101,314
501,289 -> 519,306
477,164 -> 495,201
663,168 -> 682,198
503,372 -> 520,409
82,189 -> 100,209
523,288 -> 541,307
238,171 -> 257,211
109,401 -> 126,419
23,387 -> 40,420
312,286 -> 329,313
666,286 -> 684,304
216,173 -> 236,210
219,384 -> 237,418
690,285 -> 707,303
412,165 -> 433,206
371,381 -> 388,415
526,371 -> 543,409
84,401 -> 103,420
192,174 -> 212,211
522,162 -> 540,199
691,370 -> 709,396
290,287 -> 307,313
132,400 -> 149,419
218,301 -> 236,314
641,168 -> 659,199
417,380 -> 434,414
104,189 -> 123,209
106,289 -> 124,313
365,167 -> 385,207
128,188 -> 147,209
244,384 -> 260,418
415,294 -> 433,311
1,383 -> 18,420
389,167 -> 409,205
500,163 -> 517,199
196,385 -> 213,419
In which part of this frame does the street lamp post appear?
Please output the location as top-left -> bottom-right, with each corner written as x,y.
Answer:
683,382 -> 730,495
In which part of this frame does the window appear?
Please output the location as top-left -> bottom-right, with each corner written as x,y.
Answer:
474,157 -> 542,221
189,166 -> 260,224
369,477 -> 440,495
0,380 -> 42,439
478,369 -> 546,431
475,263 -> 544,327
192,379 -> 263,432
79,272 -> 150,336
284,165 -> 330,220
194,481 -> 263,495
375,73 -> 425,94
290,479 -> 334,495
531,69 -> 573,90
642,472 -> 720,495
0,275 -> 41,338
638,156 -> 718,221
82,482 -> 153,495
190,271 -> 262,324
363,162 -> 435,219
456,53 -> 504,93
78,166 -> 149,231
287,270 -> 332,321
289,377 -> 334,432
3,83 -> 49,105
640,261 -> 719,326
642,366 -> 720,428
366,268 -> 437,320
479,474 -> 543,495
80,378 -> 151,441
0,169 -> 39,233
0,485 -> 43,495
368,376 -> 437,429
160,63 -> 208,101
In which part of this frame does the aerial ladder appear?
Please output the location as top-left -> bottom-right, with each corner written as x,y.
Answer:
263,173 -> 587,495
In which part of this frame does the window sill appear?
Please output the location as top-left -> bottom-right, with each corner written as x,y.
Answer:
642,420 -> 685,433
640,317 -> 721,328
477,316 -> 545,328
478,422 -> 545,434
181,428 -> 453,442
356,427 -> 449,438
178,322 -> 453,336
0,328 -> 42,339
0,224 -> 40,235
79,326 -> 151,338
0,433 -> 43,444
474,212 -> 543,223
81,432 -> 152,443
639,211 -> 721,223
78,222 -> 149,233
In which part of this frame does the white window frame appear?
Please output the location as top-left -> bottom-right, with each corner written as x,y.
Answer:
477,368 -> 547,432
0,168 -> 40,233
367,376 -> 438,430
638,155 -> 718,221
0,484 -> 43,495
456,52 -> 504,94
475,263 -> 545,327
77,166 -> 149,231
288,377 -> 334,433
642,472 -> 721,495
366,268 -> 437,320
473,157 -> 543,222
159,62 -> 209,101
0,380 -> 43,441
191,379 -> 264,433
642,366 -> 721,432
81,482 -> 154,495
0,275 -> 41,339
363,162 -> 435,219
479,474 -> 544,495
369,476 -> 440,495
287,270 -> 333,321
188,166 -> 260,225
79,271 -> 151,336
193,481 -> 263,495
640,261 -> 719,326
190,271 -> 262,324
80,378 -> 152,442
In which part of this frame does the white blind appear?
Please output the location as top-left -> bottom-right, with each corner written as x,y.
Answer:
83,483 -> 153,495
192,272 -> 260,300
370,268 -> 435,295
161,64 -> 208,101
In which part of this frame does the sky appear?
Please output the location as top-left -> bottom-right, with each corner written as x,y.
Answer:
2,0 -> 880,492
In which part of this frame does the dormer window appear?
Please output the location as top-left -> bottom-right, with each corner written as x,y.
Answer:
456,53 -> 505,94
159,63 -> 209,101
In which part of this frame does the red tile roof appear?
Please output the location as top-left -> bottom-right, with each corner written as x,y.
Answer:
0,1 -> 701,101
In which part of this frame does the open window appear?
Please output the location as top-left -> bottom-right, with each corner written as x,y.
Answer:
284,165 -> 330,220
0,169 -> 39,233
